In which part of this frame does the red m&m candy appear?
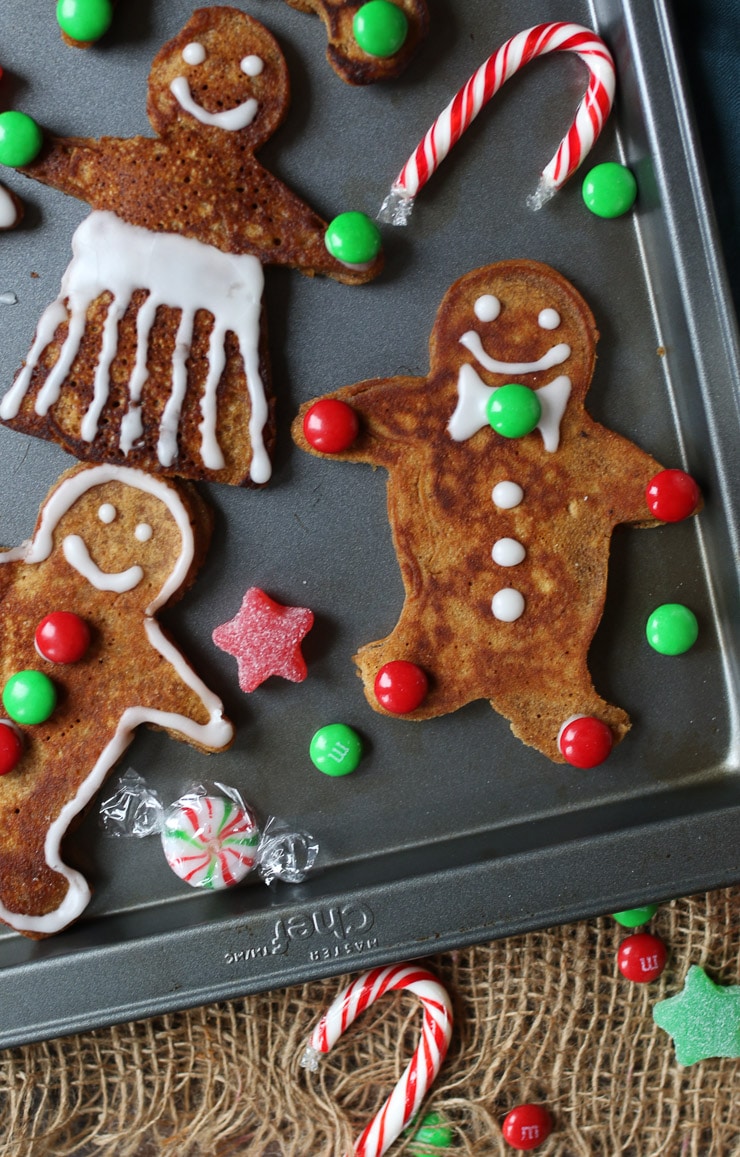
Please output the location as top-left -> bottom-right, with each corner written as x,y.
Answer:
303,399 -> 359,454
35,611 -> 91,664
0,720 -> 23,776
645,469 -> 700,522
501,1103 -> 553,1150
558,715 -> 613,768
374,660 -> 428,714
617,931 -> 667,983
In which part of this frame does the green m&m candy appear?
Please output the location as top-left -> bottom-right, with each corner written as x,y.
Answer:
56,0 -> 114,43
486,383 -> 541,439
0,111 -> 43,168
646,603 -> 698,656
353,1 -> 409,58
612,904 -> 659,928
3,670 -> 56,725
407,1111 -> 454,1152
325,211 -> 382,266
310,723 -> 363,776
582,162 -> 638,219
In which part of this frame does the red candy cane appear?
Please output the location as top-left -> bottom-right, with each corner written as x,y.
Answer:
378,22 -> 616,224
301,962 -> 453,1157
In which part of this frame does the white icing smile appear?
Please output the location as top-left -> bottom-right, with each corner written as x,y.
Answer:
169,75 -> 258,131
459,330 -> 571,375
62,534 -> 144,593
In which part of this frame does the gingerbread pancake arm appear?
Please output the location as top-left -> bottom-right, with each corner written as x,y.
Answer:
282,0 -> 430,85
21,136 -> 381,285
572,414 -> 664,526
19,135 -> 108,203
293,375 -> 428,467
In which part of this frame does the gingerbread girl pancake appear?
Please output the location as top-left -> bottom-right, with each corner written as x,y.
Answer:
294,260 -> 680,763
0,463 -> 233,938
0,6 -> 383,487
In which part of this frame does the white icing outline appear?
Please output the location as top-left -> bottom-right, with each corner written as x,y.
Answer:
0,465 -> 233,935
169,75 -> 258,131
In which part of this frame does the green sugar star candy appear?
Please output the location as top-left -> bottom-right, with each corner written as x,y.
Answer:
653,965 -> 740,1065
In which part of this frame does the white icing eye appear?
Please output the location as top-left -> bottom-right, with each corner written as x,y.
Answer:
241,55 -> 264,77
474,295 -> 501,323
182,42 -> 207,66
98,504 -> 117,524
135,523 -> 153,543
538,308 -> 561,330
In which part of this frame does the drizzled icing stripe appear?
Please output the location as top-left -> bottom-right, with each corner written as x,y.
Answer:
0,464 -> 233,935
0,211 -> 270,483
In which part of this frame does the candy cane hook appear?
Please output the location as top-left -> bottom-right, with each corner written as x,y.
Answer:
378,21 -> 616,224
301,962 -> 453,1157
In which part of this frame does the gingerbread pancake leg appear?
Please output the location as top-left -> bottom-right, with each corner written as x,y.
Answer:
489,657 -> 631,764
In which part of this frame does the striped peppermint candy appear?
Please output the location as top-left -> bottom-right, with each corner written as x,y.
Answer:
162,794 -> 260,889
378,22 -> 616,223
301,962 -> 453,1157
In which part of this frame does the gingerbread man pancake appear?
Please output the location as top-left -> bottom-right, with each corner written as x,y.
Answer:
0,6 -> 383,487
0,463 -> 233,938
294,260 -> 672,763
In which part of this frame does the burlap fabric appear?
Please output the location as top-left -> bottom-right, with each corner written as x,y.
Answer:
2,888 -> 740,1156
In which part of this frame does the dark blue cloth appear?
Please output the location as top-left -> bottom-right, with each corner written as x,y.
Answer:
674,0 -> 740,309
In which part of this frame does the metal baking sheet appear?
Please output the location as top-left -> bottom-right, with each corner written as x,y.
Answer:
0,0 -> 738,1047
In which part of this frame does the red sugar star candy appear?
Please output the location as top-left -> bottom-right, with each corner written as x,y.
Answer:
212,588 -> 314,693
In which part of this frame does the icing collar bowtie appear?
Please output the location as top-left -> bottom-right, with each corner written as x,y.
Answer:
448,363 -> 571,451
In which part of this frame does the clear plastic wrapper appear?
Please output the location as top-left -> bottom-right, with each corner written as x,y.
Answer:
256,816 -> 319,885
99,768 -> 164,838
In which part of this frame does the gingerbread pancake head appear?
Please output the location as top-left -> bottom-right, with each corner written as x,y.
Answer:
147,6 -> 290,149
431,260 -> 598,411
20,464 -> 212,615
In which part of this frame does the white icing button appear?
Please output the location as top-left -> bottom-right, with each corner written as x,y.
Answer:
98,503 -> 116,524
241,54 -> 264,76
135,523 -> 153,542
538,308 -> 561,330
182,42 -> 207,65
491,481 -> 524,509
492,537 -> 526,567
0,185 -> 18,230
473,294 -> 501,322
491,588 -> 525,622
